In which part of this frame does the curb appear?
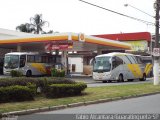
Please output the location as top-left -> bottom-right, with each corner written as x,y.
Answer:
1,92 -> 160,117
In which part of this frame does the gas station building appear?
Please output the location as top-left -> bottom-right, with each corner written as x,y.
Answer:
0,28 -> 152,75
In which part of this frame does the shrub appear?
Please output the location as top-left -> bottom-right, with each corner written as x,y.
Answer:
51,68 -> 57,77
0,77 -> 75,86
0,77 -> 38,87
51,68 -> 65,77
0,77 -> 76,94
47,78 -> 75,85
10,70 -> 23,77
26,83 -> 37,93
60,70 -> 65,77
0,85 -> 36,103
45,82 -> 87,98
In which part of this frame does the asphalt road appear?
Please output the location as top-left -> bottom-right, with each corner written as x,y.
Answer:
18,94 -> 160,120
70,77 -> 153,87
40,94 -> 160,114
87,78 -> 153,87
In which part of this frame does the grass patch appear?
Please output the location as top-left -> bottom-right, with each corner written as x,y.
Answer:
0,83 -> 160,113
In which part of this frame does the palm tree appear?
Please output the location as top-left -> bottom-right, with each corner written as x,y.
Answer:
16,14 -> 52,34
16,23 -> 35,33
30,14 -> 49,34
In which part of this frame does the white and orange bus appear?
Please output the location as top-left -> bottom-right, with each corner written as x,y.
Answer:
3,52 -> 58,76
92,52 -> 152,83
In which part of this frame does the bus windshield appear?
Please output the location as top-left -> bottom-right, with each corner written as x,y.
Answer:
93,56 -> 111,72
4,55 -> 19,69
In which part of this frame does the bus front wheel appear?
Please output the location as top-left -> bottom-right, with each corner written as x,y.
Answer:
118,74 -> 124,82
26,70 -> 32,77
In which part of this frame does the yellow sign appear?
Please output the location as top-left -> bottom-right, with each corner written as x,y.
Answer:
124,41 -> 148,51
79,33 -> 85,42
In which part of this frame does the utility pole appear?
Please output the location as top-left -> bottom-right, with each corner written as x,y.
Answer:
153,0 -> 160,85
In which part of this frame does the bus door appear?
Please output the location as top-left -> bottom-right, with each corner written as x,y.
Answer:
20,55 -> 26,68
111,56 -> 123,80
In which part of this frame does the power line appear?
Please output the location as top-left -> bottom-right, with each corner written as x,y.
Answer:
79,0 -> 155,26
124,4 -> 154,18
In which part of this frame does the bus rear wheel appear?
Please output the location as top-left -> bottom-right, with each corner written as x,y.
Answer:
26,70 -> 32,77
118,74 -> 124,82
140,74 -> 146,81
128,79 -> 134,82
102,80 -> 107,83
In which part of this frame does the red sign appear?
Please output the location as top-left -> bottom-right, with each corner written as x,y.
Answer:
45,43 -> 52,51
59,45 -> 69,49
52,45 -> 60,50
45,41 -> 73,50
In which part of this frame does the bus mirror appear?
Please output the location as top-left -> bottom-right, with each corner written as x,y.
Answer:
92,58 -> 96,64
90,58 -> 95,65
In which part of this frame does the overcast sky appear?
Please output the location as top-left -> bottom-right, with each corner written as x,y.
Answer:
0,0 -> 155,35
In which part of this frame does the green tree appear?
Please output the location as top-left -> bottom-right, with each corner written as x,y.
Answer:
30,14 -> 49,34
16,14 -> 53,34
16,23 -> 35,33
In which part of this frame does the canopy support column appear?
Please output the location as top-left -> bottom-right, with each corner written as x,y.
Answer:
61,51 -> 68,75
97,48 -> 102,55
17,44 -> 22,52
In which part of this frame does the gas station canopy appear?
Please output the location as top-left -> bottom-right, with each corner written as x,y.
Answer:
0,32 -> 131,52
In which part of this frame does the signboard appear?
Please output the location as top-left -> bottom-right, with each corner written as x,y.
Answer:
52,45 -> 60,50
45,41 -> 73,51
124,40 -> 148,51
45,43 -> 52,50
51,45 -> 72,50
153,48 -> 160,56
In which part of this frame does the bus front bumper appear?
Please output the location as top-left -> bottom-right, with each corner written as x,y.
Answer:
3,71 -> 11,75
93,72 -> 111,81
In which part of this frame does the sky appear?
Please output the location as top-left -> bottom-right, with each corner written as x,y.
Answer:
0,0 -> 155,35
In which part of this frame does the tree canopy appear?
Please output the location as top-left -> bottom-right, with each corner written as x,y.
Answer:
16,23 -> 35,33
16,14 -> 53,34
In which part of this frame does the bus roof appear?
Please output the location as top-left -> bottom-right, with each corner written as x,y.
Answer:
96,52 -> 134,58
5,52 -> 39,56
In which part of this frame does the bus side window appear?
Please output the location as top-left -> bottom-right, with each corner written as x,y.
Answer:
112,57 -> 123,70
135,56 -> 142,64
20,55 -> 26,67
35,55 -> 41,63
27,55 -> 35,63
42,56 -> 48,63
116,57 -> 123,66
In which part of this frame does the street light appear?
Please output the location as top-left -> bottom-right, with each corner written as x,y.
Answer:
124,4 -> 154,18
124,2 -> 160,85
124,3 -> 154,55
